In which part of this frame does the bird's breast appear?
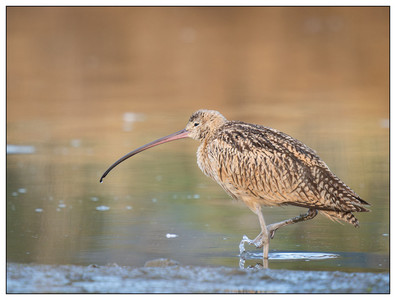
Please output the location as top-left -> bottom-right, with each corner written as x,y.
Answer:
196,140 -> 214,179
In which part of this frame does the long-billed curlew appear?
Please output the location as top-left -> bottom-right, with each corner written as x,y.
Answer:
100,109 -> 370,259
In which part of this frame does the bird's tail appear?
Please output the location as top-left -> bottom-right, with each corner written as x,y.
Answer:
319,210 -> 360,228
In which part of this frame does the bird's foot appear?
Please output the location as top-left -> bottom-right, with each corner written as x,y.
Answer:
265,208 -> 318,240
266,225 -> 278,239
239,233 -> 270,260
252,232 -> 267,248
239,232 -> 268,254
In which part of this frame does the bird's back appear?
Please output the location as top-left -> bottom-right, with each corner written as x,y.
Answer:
197,120 -> 369,227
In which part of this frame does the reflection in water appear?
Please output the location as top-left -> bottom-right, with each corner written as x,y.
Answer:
7,6 -> 389,277
7,145 -> 36,154
122,112 -> 145,132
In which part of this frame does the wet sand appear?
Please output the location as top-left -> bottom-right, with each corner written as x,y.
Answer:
7,262 -> 389,293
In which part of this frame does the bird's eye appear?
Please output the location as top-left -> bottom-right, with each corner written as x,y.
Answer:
194,122 -> 199,127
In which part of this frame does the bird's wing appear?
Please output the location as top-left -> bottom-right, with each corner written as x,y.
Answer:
204,121 -> 369,213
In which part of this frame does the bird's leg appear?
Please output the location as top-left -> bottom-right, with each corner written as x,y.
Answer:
239,207 -> 318,260
266,208 -> 318,239
239,203 -> 270,259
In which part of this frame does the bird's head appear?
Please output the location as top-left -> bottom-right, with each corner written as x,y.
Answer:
185,109 -> 227,141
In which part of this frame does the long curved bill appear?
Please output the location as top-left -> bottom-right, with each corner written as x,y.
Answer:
100,129 -> 189,183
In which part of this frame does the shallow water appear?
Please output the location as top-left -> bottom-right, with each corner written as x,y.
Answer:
7,7 -> 389,293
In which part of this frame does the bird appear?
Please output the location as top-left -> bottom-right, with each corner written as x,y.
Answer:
100,109 -> 370,259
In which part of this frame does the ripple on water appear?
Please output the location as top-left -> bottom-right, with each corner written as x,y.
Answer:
240,251 -> 340,261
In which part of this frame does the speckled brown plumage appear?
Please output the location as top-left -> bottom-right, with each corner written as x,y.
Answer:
188,110 -> 369,227
101,109 -> 370,260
